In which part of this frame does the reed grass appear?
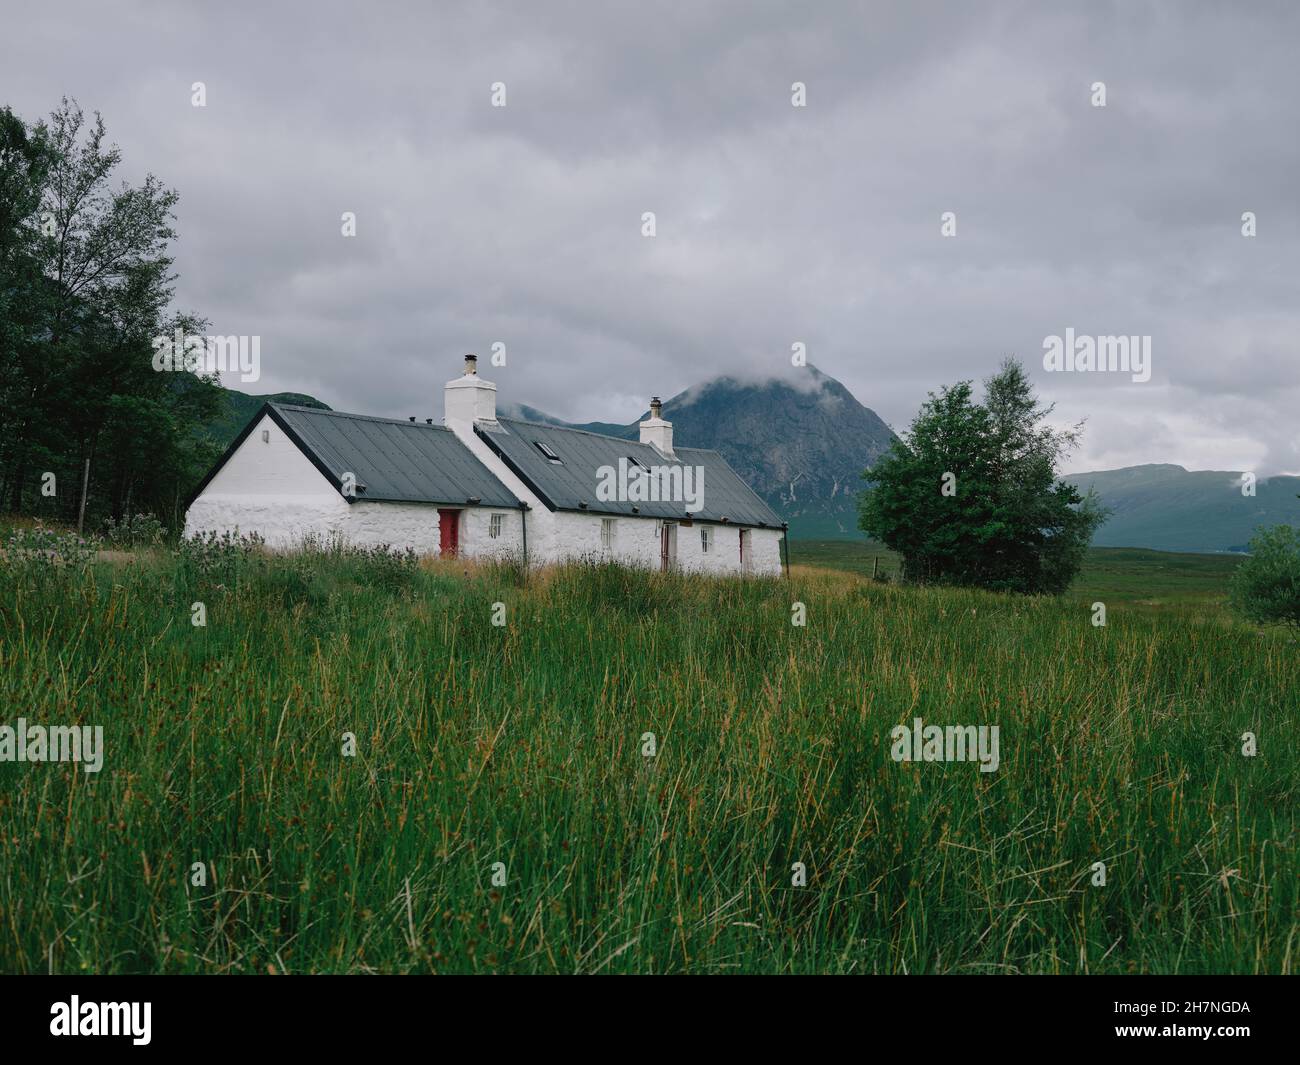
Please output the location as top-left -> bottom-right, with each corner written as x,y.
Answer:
0,546 -> 1294,973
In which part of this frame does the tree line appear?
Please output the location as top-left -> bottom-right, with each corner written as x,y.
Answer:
0,98 -> 223,535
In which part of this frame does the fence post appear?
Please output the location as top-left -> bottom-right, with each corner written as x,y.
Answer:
77,456 -> 91,535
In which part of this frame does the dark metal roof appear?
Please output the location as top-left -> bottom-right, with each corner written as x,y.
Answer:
476,417 -> 784,527
187,403 -> 521,508
270,404 -> 521,507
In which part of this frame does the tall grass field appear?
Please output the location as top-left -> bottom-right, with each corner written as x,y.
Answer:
0,535 -> 1295,974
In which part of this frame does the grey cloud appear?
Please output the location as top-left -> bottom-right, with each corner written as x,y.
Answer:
2,0 -> 1296,474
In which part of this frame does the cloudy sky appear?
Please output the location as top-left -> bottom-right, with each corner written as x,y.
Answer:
5,0 -> 1298,474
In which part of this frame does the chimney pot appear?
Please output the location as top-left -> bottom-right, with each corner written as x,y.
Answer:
639,394 -> 673,456
465,353 -> 478,376
408,416 -> 415,422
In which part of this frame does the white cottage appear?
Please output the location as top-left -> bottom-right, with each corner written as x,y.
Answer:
185,356 -> 787,576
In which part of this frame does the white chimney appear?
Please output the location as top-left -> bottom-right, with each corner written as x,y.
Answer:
639,396 -> 674,457
444,353 -> 497,429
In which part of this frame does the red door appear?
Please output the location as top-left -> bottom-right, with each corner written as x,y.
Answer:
438,509 -> 460,557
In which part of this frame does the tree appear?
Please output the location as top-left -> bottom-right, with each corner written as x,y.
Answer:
1229,524 -> 1300,637
0,106 -> 55,498
0,98 -> 223,528
859,358 -> 1107,594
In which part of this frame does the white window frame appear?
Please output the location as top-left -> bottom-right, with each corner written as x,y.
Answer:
601,518 -> 616,551
701,526 -> 712,553
489,513 -> 504,539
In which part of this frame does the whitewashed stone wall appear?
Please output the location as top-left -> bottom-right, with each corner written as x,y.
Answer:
341,502 -> 521,559
461,507 -> 525,561
184,414 -> 350,547
747,527 -> 785,575
674,521 -> 783,576
540,511 -> 782,576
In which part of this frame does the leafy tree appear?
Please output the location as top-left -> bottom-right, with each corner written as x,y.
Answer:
0,106 -> 55,495
0,98 -> 223,530
1229,524 -> 1300,637
859,359 -> 1107,594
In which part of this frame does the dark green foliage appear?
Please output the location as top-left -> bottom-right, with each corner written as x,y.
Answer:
100,511 -> 166,548
859,359 -> 1107,594
0,99 -> 225,532
1230,524 -> 1300,634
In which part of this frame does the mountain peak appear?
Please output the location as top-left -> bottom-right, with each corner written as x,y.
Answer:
668,364 -> 839,410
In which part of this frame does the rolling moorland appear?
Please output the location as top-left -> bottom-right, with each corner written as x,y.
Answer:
0,533 -> 1293,974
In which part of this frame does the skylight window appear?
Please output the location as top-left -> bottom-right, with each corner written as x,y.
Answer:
533,440 -> 563,463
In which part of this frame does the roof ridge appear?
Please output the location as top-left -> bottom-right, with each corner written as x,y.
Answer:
497,415 -> 648,446
272,403 -> 452,431
498,416 -> 727,462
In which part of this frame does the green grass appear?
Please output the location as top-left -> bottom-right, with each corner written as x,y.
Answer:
787,538 -> 904,581
793,539 -> 1246,613
0,544 -> 1294,974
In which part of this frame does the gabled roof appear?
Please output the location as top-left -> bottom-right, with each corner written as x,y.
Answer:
190,403 -> 521,508
475,417 -> 784,528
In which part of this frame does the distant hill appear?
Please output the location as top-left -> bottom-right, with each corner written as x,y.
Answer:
1065,464 -> 1300,553
205,389 -> 332,445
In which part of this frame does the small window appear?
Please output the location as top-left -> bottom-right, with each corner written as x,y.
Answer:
701,526 -> 712,553
489,513 -> 504,539
534,441 -> 563,463
601,518 -> 616,550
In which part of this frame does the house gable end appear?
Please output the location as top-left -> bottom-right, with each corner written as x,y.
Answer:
193,409 -> 344,505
